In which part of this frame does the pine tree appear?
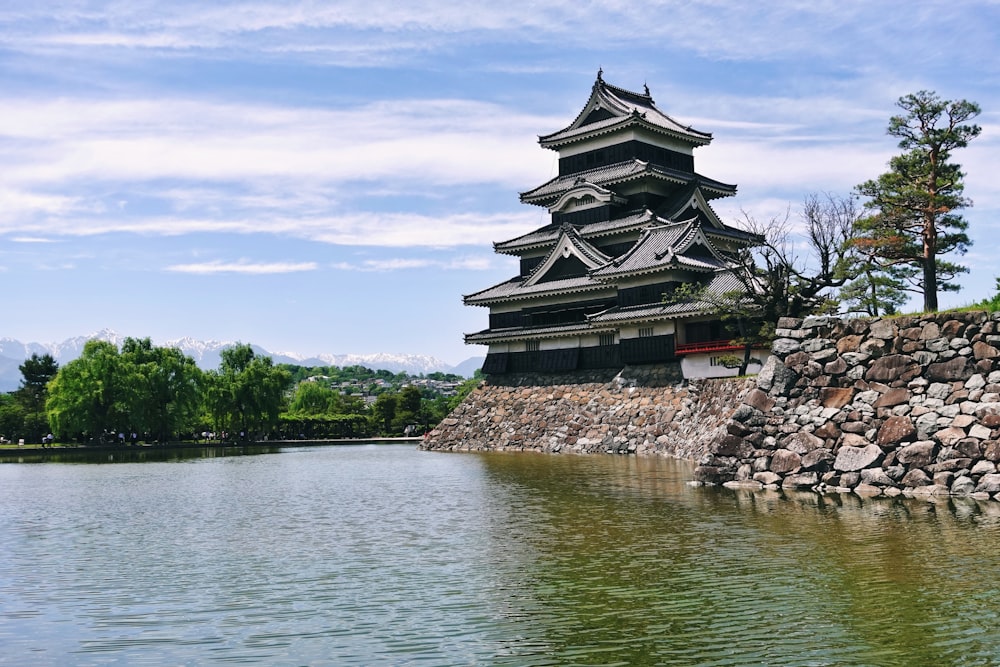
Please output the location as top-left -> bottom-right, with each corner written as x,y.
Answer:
855,91 -> 981,312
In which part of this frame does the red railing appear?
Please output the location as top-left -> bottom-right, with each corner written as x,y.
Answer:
674,340 -> 746,356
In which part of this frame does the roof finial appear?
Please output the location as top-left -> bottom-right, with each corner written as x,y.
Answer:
644,82 -> 650,96
597,67 -> 603,82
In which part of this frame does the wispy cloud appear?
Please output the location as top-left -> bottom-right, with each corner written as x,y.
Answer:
165,260 -> 318,274
2,87 -> 995,252
0,210 -> 541,248
9,236 -> 58,243
0,97 -> 552,186
6,0 -> 996,71
332,255 -> 498,272
0,95 -> 553,242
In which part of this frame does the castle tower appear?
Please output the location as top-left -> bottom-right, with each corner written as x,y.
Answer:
465,73 -> 761,378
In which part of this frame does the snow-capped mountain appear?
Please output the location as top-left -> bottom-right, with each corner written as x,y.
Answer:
0,331 -> 482,392
0,329 -> 129,365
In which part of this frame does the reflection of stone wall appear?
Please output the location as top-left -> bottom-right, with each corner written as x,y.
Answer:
695,311 -> 1000,500
422,365 -> 754,460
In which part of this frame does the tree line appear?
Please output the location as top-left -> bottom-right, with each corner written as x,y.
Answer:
672,89 -> 985,373
1,341 -> 481,446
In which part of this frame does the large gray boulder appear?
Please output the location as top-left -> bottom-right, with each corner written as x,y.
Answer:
834,444 -> 884,472
896,441 -> 936,468
756,356 -> 798,394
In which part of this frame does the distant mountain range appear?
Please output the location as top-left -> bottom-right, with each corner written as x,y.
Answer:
0,329 -> 483,392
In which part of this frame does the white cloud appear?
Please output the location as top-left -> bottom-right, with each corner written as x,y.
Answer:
2,87 -> 995,252
332,255 -> 499,272
9,236 -> 58,243
165,260 -> 318,274
0,210 -> 540,248
1,2 -> 996,261
7,0 -> 996,69
0,96 -> 553,215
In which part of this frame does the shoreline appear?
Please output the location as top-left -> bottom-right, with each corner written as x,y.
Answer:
0,437 -> 424,457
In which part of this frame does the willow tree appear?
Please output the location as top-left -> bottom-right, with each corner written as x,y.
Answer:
46,340 -> 125,442
119,337 -> 204,442
855,91 -> 981,312
46,338 -> 203,443
205,344 -> 291,440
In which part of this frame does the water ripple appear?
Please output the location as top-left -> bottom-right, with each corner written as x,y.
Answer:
3,446 -> 1000,665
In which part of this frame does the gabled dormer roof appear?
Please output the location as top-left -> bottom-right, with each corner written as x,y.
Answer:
589,219 -> 734,281
495,209 -> 659,256
655,182 -> 761,244
539,71 -> 713,150
465,225 -> 613,306
548,181 -> 627,214
657,182 -> 725,229
522,223 -> 612,287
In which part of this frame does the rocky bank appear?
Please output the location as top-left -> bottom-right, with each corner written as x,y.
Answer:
696,310 -> 1000,500
421,365 -> 753,459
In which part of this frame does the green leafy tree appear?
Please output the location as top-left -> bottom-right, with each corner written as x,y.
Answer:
855,91 -> 981,312
288,381 -> 340,415
667,282 -> 770,376
371,392 -> 397,435
10,352 -> 59,443
0,394 -> 26,443
398,385 -> 423,413
839,259 -> 912,316
47,340 -> 125,443
205,344 -> 291,440
17,353 -> 59,413
119,338 -> 204,442
393,385 -> 425,433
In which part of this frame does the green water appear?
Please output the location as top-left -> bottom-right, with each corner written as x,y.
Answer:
1,444 -> 999,665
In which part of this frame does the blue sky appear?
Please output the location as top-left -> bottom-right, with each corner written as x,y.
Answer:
1,1 -> 998,366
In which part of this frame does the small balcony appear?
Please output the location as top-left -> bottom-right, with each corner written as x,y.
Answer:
674,340 -> 746,356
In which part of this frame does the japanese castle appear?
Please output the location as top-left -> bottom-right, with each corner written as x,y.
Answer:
465,72 -> 762,379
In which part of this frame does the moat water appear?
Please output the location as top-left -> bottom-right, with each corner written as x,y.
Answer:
2,444 -> 1000,666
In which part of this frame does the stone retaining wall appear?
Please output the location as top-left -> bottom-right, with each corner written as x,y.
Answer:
421,365 -> 754,460
694,310 -> 1000,500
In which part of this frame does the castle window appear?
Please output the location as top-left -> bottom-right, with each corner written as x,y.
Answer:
525,340 -> 540,352
599,333 -> 615,347
639,327 -> 654,338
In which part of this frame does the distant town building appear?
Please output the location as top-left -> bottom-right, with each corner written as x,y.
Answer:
464,72 -> 762,379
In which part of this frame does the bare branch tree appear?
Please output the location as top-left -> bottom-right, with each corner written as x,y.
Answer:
729,193 -> 861,322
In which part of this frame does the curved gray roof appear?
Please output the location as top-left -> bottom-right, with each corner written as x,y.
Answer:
464,274 -> 612,306
589,220 -> 733,280
539,74 -> 712,149
587,271 -> 749,323
494,209 -> 654,255
520,159 -> 735,207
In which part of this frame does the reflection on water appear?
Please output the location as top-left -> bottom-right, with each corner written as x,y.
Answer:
0,445 -> 282,465
1,445 -> 999,666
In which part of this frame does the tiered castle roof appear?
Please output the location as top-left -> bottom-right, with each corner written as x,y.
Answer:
463,72 -> 760,347
537,70 -> 713,150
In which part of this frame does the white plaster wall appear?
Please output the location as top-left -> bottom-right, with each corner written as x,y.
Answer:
619,321 -> 675,339
539,337 -> 574,351
681,353 -> 762,379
